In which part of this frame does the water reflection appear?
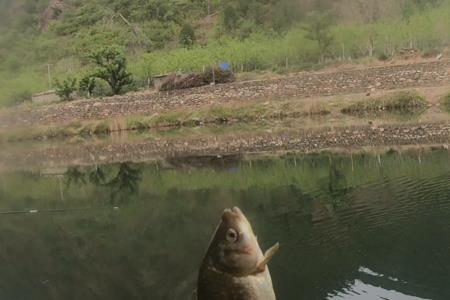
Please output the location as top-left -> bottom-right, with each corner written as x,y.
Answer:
0,150 -> 449,299
330,281 -> 430,300
105,163 -> 143,203
64,167 -> 87,188
328,267 -> 431,300
64,163 -> 143,204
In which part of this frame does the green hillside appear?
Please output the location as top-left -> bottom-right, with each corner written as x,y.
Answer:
0,0 -> 449,106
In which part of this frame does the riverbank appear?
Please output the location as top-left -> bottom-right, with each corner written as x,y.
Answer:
2,121 -> 450,171
1,59 -> 450,130
1,59 -> 450,170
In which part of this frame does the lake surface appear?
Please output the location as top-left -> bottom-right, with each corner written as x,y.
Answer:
0,150 -> 449,299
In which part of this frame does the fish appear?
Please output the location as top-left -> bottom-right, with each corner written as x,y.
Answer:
197,207 -> 280,300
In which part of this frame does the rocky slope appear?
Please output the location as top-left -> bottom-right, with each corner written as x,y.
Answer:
2,60 -> 450,129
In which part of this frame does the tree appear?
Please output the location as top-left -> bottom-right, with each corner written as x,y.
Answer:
303,11 -> 334,62
179,23 -> 196,48
88,47 -> 133,95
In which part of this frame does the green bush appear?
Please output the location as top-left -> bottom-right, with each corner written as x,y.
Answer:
79,75 -> 96,98
342,91 -> 427,114
54,77 -> 78,101
441,93 -> 450,112
179,23 -> 196,48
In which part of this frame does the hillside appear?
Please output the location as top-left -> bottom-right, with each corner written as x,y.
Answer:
0,0 -> 449,106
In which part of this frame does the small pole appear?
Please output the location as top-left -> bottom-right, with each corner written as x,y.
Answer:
58,176 -> 65,202
351,153 -> 354,172
47,64 -> 52,89
147,77 -> 151,89
212,66 -> 216,85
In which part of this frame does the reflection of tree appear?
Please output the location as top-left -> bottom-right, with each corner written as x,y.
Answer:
328,164 -> 349,198
64,163 -> 143,204
105,163 -> 143,204
64,167 -> 87,189
327,162 -> 352,208
89,165 -> 107,186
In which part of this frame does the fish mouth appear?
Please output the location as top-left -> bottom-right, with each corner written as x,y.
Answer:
222,207 -> 246,223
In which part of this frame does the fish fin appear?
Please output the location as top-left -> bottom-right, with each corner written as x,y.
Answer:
256,243 -> 280,272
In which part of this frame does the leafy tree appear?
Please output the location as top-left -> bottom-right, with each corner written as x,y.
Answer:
179,23 -> 196,48
54,76 -> 77,101
88,47 -> 133,95
303,11 -> 334,61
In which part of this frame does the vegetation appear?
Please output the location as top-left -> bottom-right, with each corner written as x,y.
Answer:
179,23 -> 196,48
303,11 -> 334,61
88,47 -> 133,95
54,76 -> 77,101
341,91 -> 428,114
0,0 -> 449,105
78,75 -> 96,98
127,100 -> 330,130
0,98 -> 332,142
441,92 -> 450,112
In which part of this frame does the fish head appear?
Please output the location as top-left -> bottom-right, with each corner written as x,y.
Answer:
206,207 -> 265,276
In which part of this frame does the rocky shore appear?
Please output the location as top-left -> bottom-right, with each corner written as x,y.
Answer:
2,60 -> 450,128
2,121 -> 450,170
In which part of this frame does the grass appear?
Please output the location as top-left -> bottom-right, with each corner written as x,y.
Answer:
127,100 -> 331,131
0,120 -> 113,142
0,99 -> 332,142
341,91 -> 428,115
441,92 -> 450,112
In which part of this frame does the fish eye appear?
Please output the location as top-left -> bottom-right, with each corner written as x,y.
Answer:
226,228 -> 238,242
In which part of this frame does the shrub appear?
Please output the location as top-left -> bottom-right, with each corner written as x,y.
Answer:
179,23 -> 196,48
79,75 -> 96,98
441,93 -> 450,112
378,53 -> 390,61
54,77 -> 77,101
342,91 -> 427,114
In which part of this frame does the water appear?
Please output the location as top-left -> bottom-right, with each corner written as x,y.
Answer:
0,150 -> 449,299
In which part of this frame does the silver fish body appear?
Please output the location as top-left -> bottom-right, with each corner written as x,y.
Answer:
197,207 -> 278,300
198,259 -> 276,300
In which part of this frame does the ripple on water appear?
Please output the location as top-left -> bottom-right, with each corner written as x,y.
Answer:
273,168 -> 450,299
